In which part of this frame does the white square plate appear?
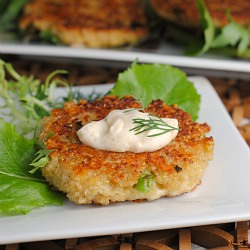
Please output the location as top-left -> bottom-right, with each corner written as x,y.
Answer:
0,76 -> 250,244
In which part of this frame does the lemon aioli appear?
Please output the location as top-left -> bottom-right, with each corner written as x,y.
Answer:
77,109 -> 178,153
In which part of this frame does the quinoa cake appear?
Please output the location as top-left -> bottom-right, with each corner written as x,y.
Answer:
38,96 -> 214,205
19,0 -> 149,48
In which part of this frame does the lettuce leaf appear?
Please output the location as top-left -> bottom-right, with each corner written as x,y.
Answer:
0,175 -> 63,215
0,119 -> 63,215
0,118 -> 37,180
192,0 -> 216,55
211,20 -> 250,56
109,63 -> 200,120
189,0 -> 250,57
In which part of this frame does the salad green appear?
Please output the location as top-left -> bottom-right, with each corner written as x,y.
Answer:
0,60 -> 72,135
109,63 -> 200,120
160,0 -> 250,58
0,119 -> 63,215
0,0 -> 29,32
192,0 -> 250,57
0,60 -> 200,215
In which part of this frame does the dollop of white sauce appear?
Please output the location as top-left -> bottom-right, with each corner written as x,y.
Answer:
77,109 -> 178,153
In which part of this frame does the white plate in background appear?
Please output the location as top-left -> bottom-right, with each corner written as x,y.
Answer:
0,40 -> 250,79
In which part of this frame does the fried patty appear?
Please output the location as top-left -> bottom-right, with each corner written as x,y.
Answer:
19,0 -> 149,48
39,96 -> 214,205
150,0 -> 250,29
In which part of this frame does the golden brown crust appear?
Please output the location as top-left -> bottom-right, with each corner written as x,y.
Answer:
150,0 -> 250,29
19,0 -> 149,48
39,96 -> 214,205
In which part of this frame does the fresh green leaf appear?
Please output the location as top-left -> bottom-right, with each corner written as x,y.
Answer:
0,118 -> 39,180
0,60 -> 70,135
189,0 -> 216,55
0,119 -> 63,215
187,0 -> 250,57
29,141 -> 54,174
109,63 -> 200,120
0,174 -> 63,215
211,20 -> 250,56
39,30 -> 62,45
0,0 -> 29,31
134,171 -> 154,193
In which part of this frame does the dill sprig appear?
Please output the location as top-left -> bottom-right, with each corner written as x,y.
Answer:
130,115 -> 178,137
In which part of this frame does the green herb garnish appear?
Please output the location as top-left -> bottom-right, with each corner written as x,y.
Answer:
0,60 -> 71,135
29,132 -> 55,174
130,115 -> 178,137
29,143 -> 54,174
